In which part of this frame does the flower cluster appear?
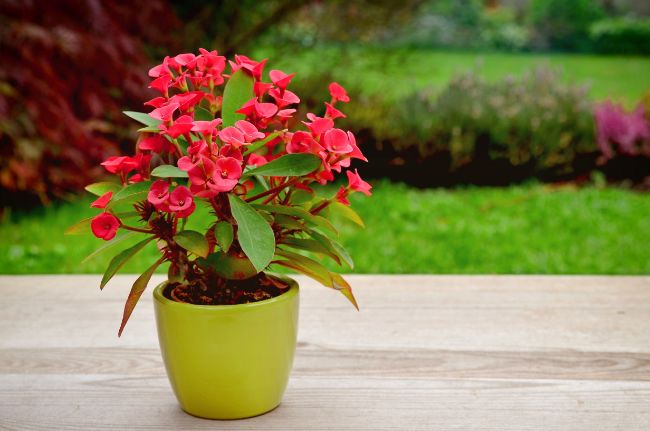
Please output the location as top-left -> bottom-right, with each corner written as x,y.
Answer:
77,49 -> 371,330
88,50 -> 371,242
595,101 -> 650,159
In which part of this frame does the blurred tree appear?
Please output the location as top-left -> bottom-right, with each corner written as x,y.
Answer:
527,0 -> 605,51
0,0 -> 179,208
172,0 -> 424,53
170,0 -> 309,55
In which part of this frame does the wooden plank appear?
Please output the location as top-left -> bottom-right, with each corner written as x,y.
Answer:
2,345 -> 650,381
0,275 -> 649,430
0,375 -> 649,430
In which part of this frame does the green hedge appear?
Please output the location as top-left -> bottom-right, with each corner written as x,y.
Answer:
590,18 -> 650,55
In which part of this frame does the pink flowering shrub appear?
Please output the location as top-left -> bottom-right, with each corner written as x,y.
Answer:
594,101 -> 650,160
68,50 -> 371,335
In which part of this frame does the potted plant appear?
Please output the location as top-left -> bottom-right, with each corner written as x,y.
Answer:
68,49 -> 372,419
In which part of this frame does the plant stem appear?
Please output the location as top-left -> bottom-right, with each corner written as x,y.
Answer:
311,199 -> 332,215
120,225 -> 153,234
245,177 -> 300,203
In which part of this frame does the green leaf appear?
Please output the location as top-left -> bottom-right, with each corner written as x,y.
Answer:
174,230 -> 209,258
308,230 -> 354,269
330,272 -> 359,310
228,194 -> 275,272
242,131 -> 281,156
123,111 -> 161,127
221,70 -> 254,127
328,201 -> 365,228
100,237 -> 154,289
274,214 -> 307,231
245,153 -> 321,177
85,182 -> 121,197
330,239 -> 354,269
274,249 -> 332,285
290,187 -> 316,205
65,216 -> 93,235
197,251 -> 257,280
274,249 -> 358,309
253,204 -> 337,237
214,221 -> 234,253
108,181 -> 152,208
118,258 -> 164,337
194,106 -> 214,121
82,232 -> 139,263
138,125 -> 161,133
150,165 -> 189,178
279,237 -> 340,265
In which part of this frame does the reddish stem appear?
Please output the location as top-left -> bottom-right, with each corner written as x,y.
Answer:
245,177 -> 300,203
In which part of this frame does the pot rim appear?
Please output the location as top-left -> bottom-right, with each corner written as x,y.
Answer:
152,275 -> 298,311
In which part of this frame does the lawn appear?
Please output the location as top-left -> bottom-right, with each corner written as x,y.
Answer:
255,46 -> 650,105
1,182 -> 648,275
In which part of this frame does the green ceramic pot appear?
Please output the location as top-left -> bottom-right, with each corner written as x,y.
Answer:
153,278 -> 299,419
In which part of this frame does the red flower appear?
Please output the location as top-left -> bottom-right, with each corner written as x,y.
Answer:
329,82 -> 350,103
287,131 -> 323,154
229,55 -> 267,80
168,186 -> 195,218
269,88 -> 300,108
347,131 -> 367,162
174,53 -> 196,66
323,128 -> 353,154
159,115 -> 194,138
139,135 -> 174,153
269,69 -> 295,90
325,102 -> 346,119
149,75 -> 172,95
254,81 -> 274,98
149,103 -> 179,122
169,92 -> 204,112
237,98 -> 278,119
219,126 -> 246,147
147,180 -> 170,209
91,213 -> 120,241
346,169 -> 372,196
101,156 -> 138,175
235,120 -> 265,142
335,186 -> 350,206
303,114 -> 334,136
145,97 -> 166,108
248,153 -> 268,167
90,191 -> 113,209
207,157 -> 242,192
192,119 -> 222,136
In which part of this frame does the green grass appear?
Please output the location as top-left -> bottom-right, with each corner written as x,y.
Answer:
255,46 -> 650,105
1,182 -> 648,275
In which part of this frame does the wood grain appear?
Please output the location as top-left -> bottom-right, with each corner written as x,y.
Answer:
0,275 -> 648,430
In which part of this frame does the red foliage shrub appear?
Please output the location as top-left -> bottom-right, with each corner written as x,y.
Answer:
0,0 -> 179,207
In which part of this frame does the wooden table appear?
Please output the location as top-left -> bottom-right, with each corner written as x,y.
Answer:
0,275 -> 649,430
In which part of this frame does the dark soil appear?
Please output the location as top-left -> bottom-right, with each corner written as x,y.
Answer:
163,272 -> 290,305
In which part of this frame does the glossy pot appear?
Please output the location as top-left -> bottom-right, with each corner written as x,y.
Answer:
153,279 -> 299,419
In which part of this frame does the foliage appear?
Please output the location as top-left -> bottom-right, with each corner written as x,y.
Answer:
0,0 -> 179,207
479,7 -> 530,52
3,182 -> 650,275
335,67 -> 597,185
527,0 -> 605,51
590,18 -> 650,55
68,49 -> 372,334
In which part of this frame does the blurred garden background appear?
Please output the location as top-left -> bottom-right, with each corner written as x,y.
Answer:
0,0 -> 649,274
